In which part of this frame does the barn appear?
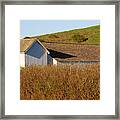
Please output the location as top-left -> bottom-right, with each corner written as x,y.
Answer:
20,37 -> 100,67
20,38 -> 57,67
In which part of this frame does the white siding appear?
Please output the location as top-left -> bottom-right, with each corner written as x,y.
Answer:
53,58 -> 57,65
20,53 -> 25,67
25,52 -> 47,66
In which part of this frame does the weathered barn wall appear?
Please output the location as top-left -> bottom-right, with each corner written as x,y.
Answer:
20,53 -> 25,67
25,53 -> 47,66
25,41 -> 47,66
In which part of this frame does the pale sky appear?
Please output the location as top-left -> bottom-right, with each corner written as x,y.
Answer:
20,20 -> 100,38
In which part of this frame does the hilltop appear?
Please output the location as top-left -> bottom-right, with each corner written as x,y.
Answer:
28,25 -> 100,45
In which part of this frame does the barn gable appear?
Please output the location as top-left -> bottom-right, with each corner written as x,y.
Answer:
20,38 -> 49,53
20,39 -> 49,67
25,41 -> 48,66
26,41 -> 46,59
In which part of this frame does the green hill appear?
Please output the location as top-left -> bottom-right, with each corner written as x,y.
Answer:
30,25 -> 100,45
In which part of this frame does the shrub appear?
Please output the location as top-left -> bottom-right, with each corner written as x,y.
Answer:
71,34 -> 88,43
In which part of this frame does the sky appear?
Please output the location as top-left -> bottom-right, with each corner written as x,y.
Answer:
20,20 -> 100,38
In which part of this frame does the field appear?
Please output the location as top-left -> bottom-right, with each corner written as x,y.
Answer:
20,64 -> 100,100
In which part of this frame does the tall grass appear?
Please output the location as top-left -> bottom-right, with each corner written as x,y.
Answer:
20,64 -> 100,100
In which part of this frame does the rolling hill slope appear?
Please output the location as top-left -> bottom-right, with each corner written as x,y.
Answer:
32,25 -> 100,45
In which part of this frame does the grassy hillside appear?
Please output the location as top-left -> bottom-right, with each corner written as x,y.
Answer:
34,25 -> 100,45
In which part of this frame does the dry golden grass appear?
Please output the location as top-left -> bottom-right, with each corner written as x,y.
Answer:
20,64 -> 100,100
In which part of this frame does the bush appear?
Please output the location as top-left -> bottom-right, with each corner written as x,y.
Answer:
72,34 -> 88,43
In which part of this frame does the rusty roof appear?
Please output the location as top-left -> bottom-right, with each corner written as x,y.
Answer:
42,42 -> 100,62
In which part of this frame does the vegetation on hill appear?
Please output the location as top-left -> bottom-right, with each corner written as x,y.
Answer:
34,25 -> 100,44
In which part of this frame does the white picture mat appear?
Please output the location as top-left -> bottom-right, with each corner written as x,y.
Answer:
5,5 -> 115,115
